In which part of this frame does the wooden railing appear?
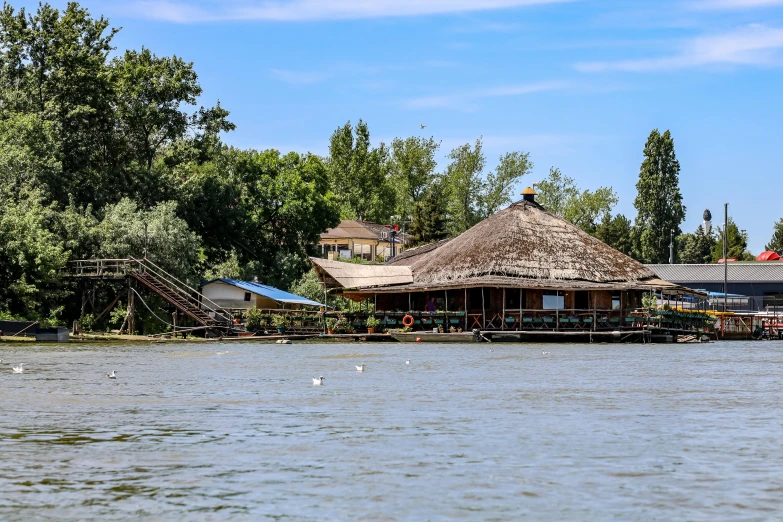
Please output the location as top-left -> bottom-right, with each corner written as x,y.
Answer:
65,258 -> 234,327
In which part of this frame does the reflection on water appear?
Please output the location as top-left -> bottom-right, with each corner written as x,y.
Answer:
0,341 -> 781,520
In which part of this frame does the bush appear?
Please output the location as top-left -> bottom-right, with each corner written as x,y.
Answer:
109,303 -> 127,327
245,307 -> 265,330
80,313 -> 97,332
334,316 -> 350,332
271,314 -> 289,328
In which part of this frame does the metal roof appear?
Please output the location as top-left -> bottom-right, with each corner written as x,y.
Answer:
204,279 -> 324,307
647,263 -> 783,283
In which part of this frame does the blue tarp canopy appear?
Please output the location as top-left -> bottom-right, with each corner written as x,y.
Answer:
698,290 -> 747,298
207,279 -> 325,307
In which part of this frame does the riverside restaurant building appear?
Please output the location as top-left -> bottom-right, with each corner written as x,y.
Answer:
311,189 -> 710,341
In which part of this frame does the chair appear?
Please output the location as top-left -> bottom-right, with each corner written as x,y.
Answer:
485,314 -> 502,329
521,317 -> 534,330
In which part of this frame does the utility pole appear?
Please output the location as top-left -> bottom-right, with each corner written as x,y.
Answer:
723,203 -> 728,313
669,229 -> 674,264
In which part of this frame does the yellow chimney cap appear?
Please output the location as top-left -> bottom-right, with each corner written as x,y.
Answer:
521,187 -> 537,195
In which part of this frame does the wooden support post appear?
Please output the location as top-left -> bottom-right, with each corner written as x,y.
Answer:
464,288 -> 468,331
519,288 -> 522,332
555,290 -> 559,332
593,292 -> 597,332
481,287 -> 486,330
502,288 -> 506,330
127,282 -> 135,335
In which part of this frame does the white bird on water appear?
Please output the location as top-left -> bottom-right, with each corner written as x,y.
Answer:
12,363 -> 24,374
107,370 -> 117,379
356,364 -> 365,372
542,351 -> 551,355
313,376 -> 324,386
406,360 -> 410,365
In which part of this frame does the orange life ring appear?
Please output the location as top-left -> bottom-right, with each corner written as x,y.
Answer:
402,315 -> 414,327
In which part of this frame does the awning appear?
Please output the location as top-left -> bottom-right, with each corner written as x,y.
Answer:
310,258 -> 413,289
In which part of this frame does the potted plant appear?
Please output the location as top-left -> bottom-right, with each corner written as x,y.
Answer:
335,316 -> 350,334
245,307 -> 265,332
365,316 -> 380,334
326,317 -> 337,335
271,314 -> 288,334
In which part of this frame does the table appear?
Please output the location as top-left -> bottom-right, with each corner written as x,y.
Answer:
468,314 -> 483,329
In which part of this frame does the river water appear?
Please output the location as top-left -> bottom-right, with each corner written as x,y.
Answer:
0,341 -> 781,520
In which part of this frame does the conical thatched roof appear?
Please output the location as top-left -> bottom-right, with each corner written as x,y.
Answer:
407,200 -> 654,284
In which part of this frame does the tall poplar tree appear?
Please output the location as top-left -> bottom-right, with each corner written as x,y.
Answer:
408,184 -> 448,247
633,129 -> 686,263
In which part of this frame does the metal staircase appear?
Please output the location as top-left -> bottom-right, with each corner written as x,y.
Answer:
65,257 -> 234,330
129,258 -> 233,328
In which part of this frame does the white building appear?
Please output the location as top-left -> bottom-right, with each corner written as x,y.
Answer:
201,279 -> 324,311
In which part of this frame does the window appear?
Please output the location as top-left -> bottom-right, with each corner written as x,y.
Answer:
543,291 -> 564,310
505,289 -> 522,309
612,293 -> 621,310
575,291 -> 589,310
244,292 -> 251,302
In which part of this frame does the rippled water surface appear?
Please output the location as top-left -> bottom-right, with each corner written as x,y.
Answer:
1,341 -> 782,520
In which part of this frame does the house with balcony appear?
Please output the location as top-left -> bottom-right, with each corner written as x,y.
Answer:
318,220 -> 406,262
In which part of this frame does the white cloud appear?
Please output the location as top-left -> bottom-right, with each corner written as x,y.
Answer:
691,0 -> 783,9
124,0 -> 574,23
404,81 -> 568,110
576,24 -> 783,72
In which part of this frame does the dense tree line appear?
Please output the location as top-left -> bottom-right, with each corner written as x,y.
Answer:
2,3 -> 780,328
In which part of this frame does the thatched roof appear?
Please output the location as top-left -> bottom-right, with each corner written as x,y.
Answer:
406,200 -> 655,284
321,220 -> 379,241
311,258 -> 412,289
310,199 -> 702,296
387,239 -> 450,266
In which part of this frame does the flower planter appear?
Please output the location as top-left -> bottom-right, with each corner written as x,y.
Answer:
327,329 -> 335,335
367,327 -> 375,334
277,327 -> 286,334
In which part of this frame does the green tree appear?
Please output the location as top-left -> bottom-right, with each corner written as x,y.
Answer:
214,148 -> 340,286
479,151 -> 533,219
96,198 -> 202,282
677,225 -> 715,264
633,129 -> 686,263
0,113 -> 61,201
112,47 -> 202,175
594,214 -> 635,257
765,218 -> 783,254
443,139 -> 486,235
0,192 -> 68,317
0,2 -> 118,207
390,136 -> 440,219
408,183 -> 448,247
442,139 -> 532,235
712,218 -> 754,262
536,167 -> 618,234
327,120 -> 395,223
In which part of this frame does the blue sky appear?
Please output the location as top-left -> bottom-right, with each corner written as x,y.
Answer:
20,0 -> 783,253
